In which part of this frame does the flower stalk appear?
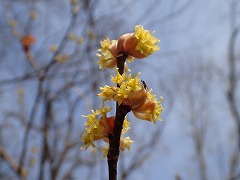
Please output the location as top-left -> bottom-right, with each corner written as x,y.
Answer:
107,53 -> 131,180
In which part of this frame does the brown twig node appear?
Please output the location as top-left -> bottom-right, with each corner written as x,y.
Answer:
107,53 -> 131,180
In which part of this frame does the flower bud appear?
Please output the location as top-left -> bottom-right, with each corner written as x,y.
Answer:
21,35 -> 35,53
123,86 -> 147,109
133,101 -> 156,114
117,33 -> 145,59
109,40 -> 118,58
99,116 -> 115,136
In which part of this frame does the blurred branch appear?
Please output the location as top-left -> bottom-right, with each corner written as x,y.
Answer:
189,110 -> 207,180
18,81 -> 43,176
227,26 -> 240,132
50,139 -> 83,179
147,0 -> 193,27
227,25 -> 240,180
38,97 -> 52,180
0,146 -> 24,179
135,0 -> 162,24
0,73 -> 37,86
120,126 -> 164,180
61,153 -> 96,180
44,10 -> 79,74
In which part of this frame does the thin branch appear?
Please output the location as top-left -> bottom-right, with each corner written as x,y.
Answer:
121,126 -> 164,179
51,139 -> 82,178
38,98 -> 52,180
107,53 -> 131,180
147,0 -> 193,27
227,27 -> 240,126
0,146 -> 22,178
18,81 -> 43,175
0,73 -> 36,86
227,26 -> 240,179
43,11 -> 78,74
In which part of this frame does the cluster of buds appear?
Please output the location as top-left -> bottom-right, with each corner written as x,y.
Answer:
82,25 -> 163,157
98,70 -> 163,123
81,104 -> 133,157
96,25 -> 159,69
20,35 -> 36,54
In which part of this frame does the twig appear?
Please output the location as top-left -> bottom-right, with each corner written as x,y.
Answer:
107,53 -> 131,180
18,81 -> 42,176
0,146 -> 21,178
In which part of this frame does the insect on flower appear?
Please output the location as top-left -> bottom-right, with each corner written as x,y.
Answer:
141,80 -> 148,90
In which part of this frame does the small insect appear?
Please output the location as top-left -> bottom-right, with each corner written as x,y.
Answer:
141,80 -> 148,90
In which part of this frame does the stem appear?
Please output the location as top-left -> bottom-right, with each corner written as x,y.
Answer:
116,53 -> 128,75
107,53 -> 131,180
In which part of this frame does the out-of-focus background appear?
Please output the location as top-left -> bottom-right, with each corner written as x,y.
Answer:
0,0 -> 239,179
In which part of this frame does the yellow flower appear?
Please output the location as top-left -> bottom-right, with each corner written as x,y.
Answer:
81,132 -> 95,149
101,146 -> 109,158
96,53 -> 113,70
134,25 -> 160,57
117,25 -> 160,58
96,39 -> 117,69
147,91 -> 163,123
76,37 -> 84,45
120,137 -> 134,151
125,72 -> 142,91
49,44 -> 58,52
81,103 -> 117,150
69,32 -> 78,41
97,70 -> 163,123
98,85 -> 117,101
98,70 -> 145,105
97,38 -> 135,70
122,118 -> 131,134
81,113 -> 105,150
114,82 -> 131,104
115,72 -> 144,106
132,89 -> 163,123
100,136 -> 133,158
98,38 -> 111,54
111,69 -> 123,84
55,54 -> 69,63
95,105 -> 112,117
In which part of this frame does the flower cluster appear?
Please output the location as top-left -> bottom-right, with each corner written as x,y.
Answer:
96,38 -> 134,70
81,103 -> 133,156
97,25 -> 159,70
98,70 -> 163,123
82,25 -> 163,157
